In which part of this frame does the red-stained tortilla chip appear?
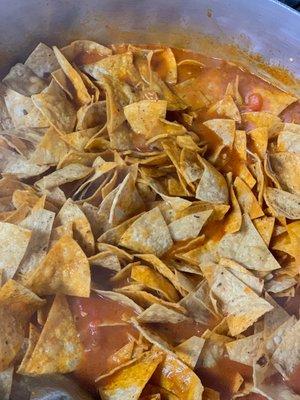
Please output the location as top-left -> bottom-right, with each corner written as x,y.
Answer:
23,235 -> 90,297
233,176 -> 264,219
207,95 -> 241,122
168,209 -> 212,241
53,46 -> 91,106
174,336 -> 205,369
137,304 -> 189,324
0,279 -> 44,371
152,352 -> 204,400
264,187 -> 300,220
202,264 -> 273,335
0,221 -> 32,283
218,214 -> 281,271
98,349 -> 164,400
195,157 -> 229,204
120,208 -> 173,256
32,80 -> 76,133
56,198 -> 95,255
203,387 -> 220,400
131,263 -> 179,302
17,323 -> 40,373
0,367 -> 13,400
18,294 -> 83,375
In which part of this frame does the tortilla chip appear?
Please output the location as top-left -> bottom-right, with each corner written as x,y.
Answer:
175,336 -> 205,369
0,280 -> 44,371
203,388 -> 220,400
151,48 -> 177,85
25,43 -> 59,79
137,304 -> 188,324
152,352 -> 204,400
120,208 -> 173,256
94,289 -> 143,315
98,350 -> 164,400
61,40 -> 112,63
35,163 -> 92,190
131,264 -> 179,302
168,209 -> 212,241
0,367 -> 13,400
203,119 -> 236,148
3,63 -> 47,96
32,80 -> 76,133
174,77 -> 209,110
207,95 -> 241,122
252,216 -> 275,247
89,251 -> 121,271
0,221 -> 32,283
203,264 -> 273,335
226,333 -> 263,366
200,330 -> 232,368
53,46 -> 91,106
196,157 -> 229,204
241,111 -> 281,131
17,324 -> 40,374
19,294 -> 83,375
23,235 -> 90,297
277,123 -> 300,153
233,176 -> 264,219
225,183 -> 242,233
76,100 -> 106,130
218,214 -> 281,271
264,187 -> 300,220
269,152 -> 300,195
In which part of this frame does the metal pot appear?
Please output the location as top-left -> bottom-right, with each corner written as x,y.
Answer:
0,0 -> 299,94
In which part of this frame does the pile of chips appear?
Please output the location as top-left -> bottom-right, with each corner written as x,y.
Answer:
0,40 -> 299,400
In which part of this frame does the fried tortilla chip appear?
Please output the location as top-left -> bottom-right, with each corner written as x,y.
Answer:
168,210 -> 212,241
0,280 -> 44,371
19,294 -> 83,375
25,43 -> 59,79
196,157 -> 229,204
32,80 -> 76,133
23,235 -> 90,297
207,95 -> 241,122
35,163 -> 92,190
269,152 -> 300,195
53,46 -> 91,106
137,304 -> 188,324
0,221 -> 32,283
76,100 -> 106,130
3,63 -> 47,96
218,214 -> 281,271
17,323 -> 40,374
241,111 -> 281,131
98,350 -> 164,400
152,352 -> 204,400
61,40 -> 112,63
0,367 -> 13,400
226,333 -> 263,366
203,119 -> 236,148
248,127 -> 268,160
56,198 -> 95,255
277,123 -> 300,153
120,208 -> 173,256
233,176 -> 264,219
174,77 -> 209,110
200,330 -> 232,368
151,48 -> 177,85
175,336 -> 205,369
264,187 -> 300,220
203,264 -> 273,335
131,263 -> 179,302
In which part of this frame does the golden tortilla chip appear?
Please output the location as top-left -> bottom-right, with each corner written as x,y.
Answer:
203,119 -> 236,148
61,40 -> 112,63
248,127 -> 269,160
17,323 -> 40,374
175,336 -> 205,369
168,210 -> 212,241
25,42 -> 59,78
120,208 -> 173,256
241,111 -> 281,131
207,95 -> 241,122
151,48 -> 177,85
0,221 -> 32,283
137,304 -> 189,324
174,77 -> 209,110
53,46 -> 91,106
269,152 -> 300,195
131,264 -> 179,302
277,123 -> 300,153
233,176 -> 264,219
89,251 -> 121,271
19,294 -> 83,375
226,332 -> 263,366
76,100 -> 106,130
219,214 -> 281,271
253,216 -> 275,246
32,80 -> 76,133
98,350 -> 164,400
264,187 -> 300,220
152,352 -> 203,400
23,235 -> 90,297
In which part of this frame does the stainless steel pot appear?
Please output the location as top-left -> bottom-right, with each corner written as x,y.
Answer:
0,0 -> 300,94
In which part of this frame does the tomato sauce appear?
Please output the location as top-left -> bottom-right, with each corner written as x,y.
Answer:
70,294 -> 139,392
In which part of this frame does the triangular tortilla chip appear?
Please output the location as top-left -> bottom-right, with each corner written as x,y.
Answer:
168,210 -> 212,241
76,100 -> 106,130
203,119 -> 236,148
226,333 -> 263,366
151,48 -> 177,85
17,323 -> 40,374
19,294 -> 83,374
264,187 -> 300,220
32,80 -> 76,133
203,264 -> 273,335
0,221 -> 32,283
35,163 -> 92,190
218,214 -> 281,271
241,111 -> 281,131
200,330 -> 232,368
137,304 -> 189,324
56,198 -> 95,255
3,63 -> 47,96
207,95 -> 241,122
248,127 -> 268,160
174,77 -> 209,110
196,157 -> 229,204
89,251 -> 121,271
17,209 -> 55,277
277,123 -> 300,153
253,216 -> 275,246
0,367 -> 13,400
61,40 -> 112,63
131,264 -> 179,303
269,152 -> 300,195
233,176 -> 264,219
152,352 -> 204,400
25,43 -> 59,78
23,235 -> 90,297
0,280 -> 44,370
98,350 -> 164,400
175,336 -> 205,369
53,46 -> 91,106
120,208 -> 173,256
